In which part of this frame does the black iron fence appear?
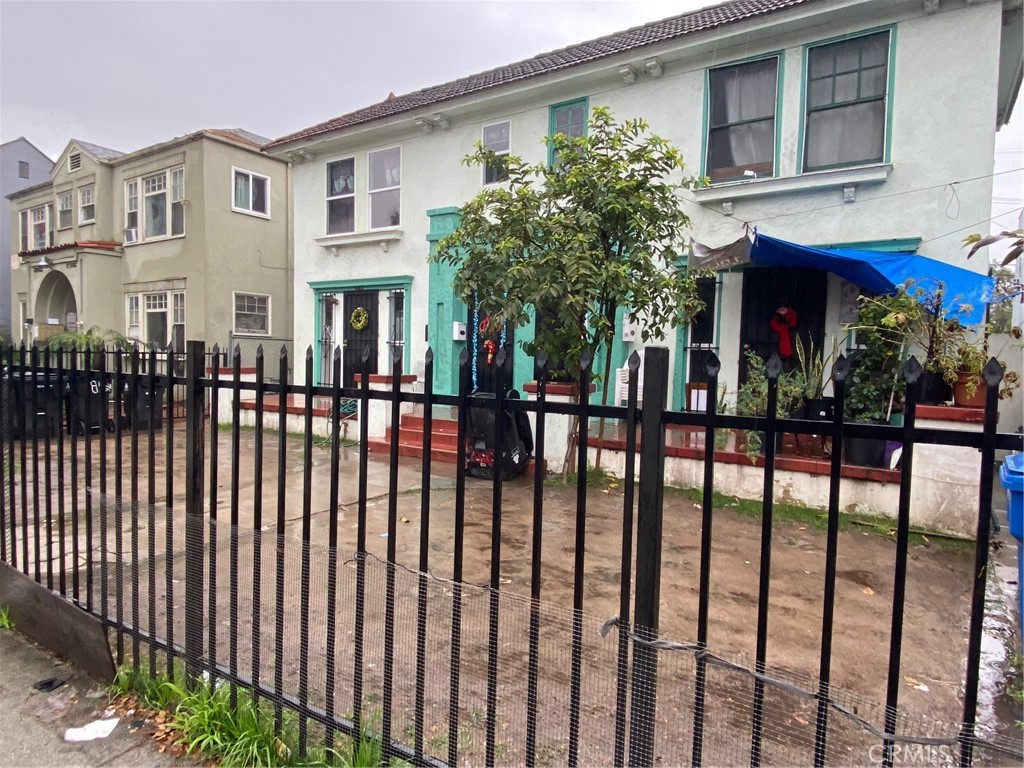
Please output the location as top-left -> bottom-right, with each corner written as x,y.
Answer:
1,341 -> 1022,766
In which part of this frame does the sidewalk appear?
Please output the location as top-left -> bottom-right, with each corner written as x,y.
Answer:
0,628 -> 185,767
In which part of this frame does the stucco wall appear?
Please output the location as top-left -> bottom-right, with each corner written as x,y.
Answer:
282,0 -> 1005,397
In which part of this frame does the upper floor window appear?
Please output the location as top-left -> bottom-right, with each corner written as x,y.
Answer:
234,292 -> 270,335
368,147 -> 401,229
126,166 -> 184,242
18,161 -> 29,179
804,30 -> 890,172
20,205 -> 52,251
233,168 -> 270,217
548,98 -> 588,165
79,185 -> 96,224
706,57 -> 779,181
326,158 -> 355,234
58,192 -> 73,230
482,121 -> 511,184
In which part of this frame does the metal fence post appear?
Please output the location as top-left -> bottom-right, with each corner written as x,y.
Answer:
184,340 -> 206,685
629,346 -> 669,766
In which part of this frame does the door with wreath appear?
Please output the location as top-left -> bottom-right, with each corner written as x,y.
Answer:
343,291 -> 378,388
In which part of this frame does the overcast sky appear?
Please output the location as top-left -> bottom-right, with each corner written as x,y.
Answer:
2,0 -> 1020,240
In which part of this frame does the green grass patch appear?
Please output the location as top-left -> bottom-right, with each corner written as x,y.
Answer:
110,661 -> 402,766
664,485 -> 972,551
0,605 -> 14,631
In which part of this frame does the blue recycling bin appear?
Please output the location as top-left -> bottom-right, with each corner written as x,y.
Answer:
999,453 -> 1023,639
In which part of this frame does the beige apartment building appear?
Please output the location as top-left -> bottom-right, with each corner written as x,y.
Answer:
8,130 -> 291,353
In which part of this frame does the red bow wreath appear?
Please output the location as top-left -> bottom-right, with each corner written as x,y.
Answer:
769,306 -> 798,358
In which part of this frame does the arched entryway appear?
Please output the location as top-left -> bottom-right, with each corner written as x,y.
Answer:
34,270 -> 78,338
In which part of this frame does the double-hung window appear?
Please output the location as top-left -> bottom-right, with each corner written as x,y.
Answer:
548,99 -> 588,165
706,57 -> 779,181
129,167 -> 185,241
58,192 -> 73,230
21,205 -> 51,251
127,295 -> 141,339
482,121 -> 511,184
368,148 -> 401,229
79,184 -> 96,224
233,168 -> 270,217
804,30 -> 890,171
326,158 -> 355,234
234,292 -> 270,335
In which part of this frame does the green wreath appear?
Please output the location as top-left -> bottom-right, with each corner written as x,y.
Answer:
350,306 -> 369,331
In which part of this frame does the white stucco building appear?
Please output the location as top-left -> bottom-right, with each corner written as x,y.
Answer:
265,0 -> 1022,408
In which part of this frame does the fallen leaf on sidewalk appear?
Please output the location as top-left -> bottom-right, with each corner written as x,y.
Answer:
863,587 -> 874,596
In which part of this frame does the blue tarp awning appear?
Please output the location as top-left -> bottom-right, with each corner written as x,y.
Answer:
750,233 -> 996,325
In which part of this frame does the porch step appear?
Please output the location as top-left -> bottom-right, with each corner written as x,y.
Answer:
368,412 -> 542,476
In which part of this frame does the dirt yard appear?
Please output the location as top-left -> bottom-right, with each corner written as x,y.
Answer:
6,423 -> 1018,765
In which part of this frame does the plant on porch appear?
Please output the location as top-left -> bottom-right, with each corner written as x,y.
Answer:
432,106 -> 706,475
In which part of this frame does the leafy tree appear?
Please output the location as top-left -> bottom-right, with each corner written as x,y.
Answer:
43,326 -> 132,351
964,228 -> 1023,265
433,107 -> 705,470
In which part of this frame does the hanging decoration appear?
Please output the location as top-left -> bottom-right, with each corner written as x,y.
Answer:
483,338 -> 497,365
769,306 -> 798,358
349,306 -> 369,331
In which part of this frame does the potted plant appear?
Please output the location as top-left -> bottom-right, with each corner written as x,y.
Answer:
795,335 -> 838,420
735,348 -> 805,458
939,330 -> 1021,406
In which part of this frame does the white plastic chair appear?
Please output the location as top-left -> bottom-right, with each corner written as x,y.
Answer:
613,350 -> 645,405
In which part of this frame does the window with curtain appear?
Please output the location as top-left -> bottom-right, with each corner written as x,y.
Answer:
326,158 -> 356,234
707,58 -> 779,181
129,167 -> 184,241
233,168 -> 270,216
804,30 -> 889,171
548,99 -> 588,165
368,147 -> 401,229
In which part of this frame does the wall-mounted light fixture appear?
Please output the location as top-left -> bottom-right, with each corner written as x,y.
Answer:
645,57 -> 664,78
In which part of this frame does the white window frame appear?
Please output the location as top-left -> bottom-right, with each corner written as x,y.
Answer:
482,120 -> 511,185
79,184 -> 96,224
22,204 -> 51,251
126,294 -> 141,339
232,292 -> 271,336
124,166 -> 185,243
326,157 -> 356,235
126,290 -> 185,347
231,167 -> 271,218
368,147 -> 401,230
57,192 -> 73,230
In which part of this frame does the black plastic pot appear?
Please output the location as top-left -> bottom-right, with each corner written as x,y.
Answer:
844,433 -> 886,467
804,397 -> 835,421
919,372 -> 952,405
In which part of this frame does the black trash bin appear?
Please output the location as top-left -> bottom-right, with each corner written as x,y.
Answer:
123,378 -> 166,431
7,369 -> 61,440
65,370 -> 114,435
466,390 -> 533,480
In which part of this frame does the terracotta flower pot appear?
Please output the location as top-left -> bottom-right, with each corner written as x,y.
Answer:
952,371 -> 986,408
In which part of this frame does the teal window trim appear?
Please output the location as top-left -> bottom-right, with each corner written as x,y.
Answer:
309,275 -> 414,381
547,97 -> 589,166
813,237 -> 920,253
797,25 -> 897,174
701,51 -> 785,183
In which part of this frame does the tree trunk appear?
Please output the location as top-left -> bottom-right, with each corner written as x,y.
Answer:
593,341 -> 614,471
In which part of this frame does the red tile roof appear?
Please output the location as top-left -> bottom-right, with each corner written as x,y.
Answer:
266,0 -> 822,150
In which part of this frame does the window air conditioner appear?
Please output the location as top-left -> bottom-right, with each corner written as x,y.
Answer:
124,227 -> 138,244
